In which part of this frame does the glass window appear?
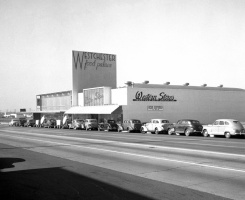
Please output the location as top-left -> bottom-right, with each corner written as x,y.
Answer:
161,120 -> 169,123
214,121 -> 219,125
225,121 -> 229,125
132,120 -> 141,123
191,120 -> 200,124
219,121 -> 224,125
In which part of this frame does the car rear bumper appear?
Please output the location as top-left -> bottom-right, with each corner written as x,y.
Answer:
232,132 -> 245,136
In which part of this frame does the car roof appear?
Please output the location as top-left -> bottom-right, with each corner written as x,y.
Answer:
152,119 -> 169,120
178,119 -> 199,121
215,119 -> 238,121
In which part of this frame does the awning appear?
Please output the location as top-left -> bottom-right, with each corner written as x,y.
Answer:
32,110 -> 66,113
65,105 -> 121,115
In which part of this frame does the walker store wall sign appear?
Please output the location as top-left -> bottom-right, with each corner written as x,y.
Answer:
133,91 -> 177,101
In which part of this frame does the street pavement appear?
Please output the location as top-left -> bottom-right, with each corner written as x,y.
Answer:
1,125 -> 244,200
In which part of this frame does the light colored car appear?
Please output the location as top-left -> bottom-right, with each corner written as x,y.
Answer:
202,119 -> 245,138
84,119 -> 98,130
141,119 -> 171,134
9,119 -> 20,126
70,119 -> 85,130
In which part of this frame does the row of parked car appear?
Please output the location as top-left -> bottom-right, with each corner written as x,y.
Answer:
141,118 -> 245,139
8,117 -> 245,139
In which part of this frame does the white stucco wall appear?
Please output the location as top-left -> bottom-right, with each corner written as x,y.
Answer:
122,87 -> 245,124
111,87 -> 127,105
78,93 -> 84,106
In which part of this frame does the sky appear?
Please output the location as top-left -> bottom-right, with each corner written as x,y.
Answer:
0,0 -> 245,112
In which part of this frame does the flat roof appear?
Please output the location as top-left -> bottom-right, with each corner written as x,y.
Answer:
37,90 -> 72,96
32,110 -> 66,113
130,83 -> 245,92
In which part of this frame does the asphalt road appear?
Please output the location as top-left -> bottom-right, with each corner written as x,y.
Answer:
0,125 -> 244,200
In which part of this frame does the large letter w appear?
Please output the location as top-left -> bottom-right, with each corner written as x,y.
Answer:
73,51 -> 84,70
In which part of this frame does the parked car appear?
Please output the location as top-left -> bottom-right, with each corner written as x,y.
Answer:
24,119 -> 35,127
202,119 -> 245,138
18,118 -> 27,127
42,118 -> 56,128
9,119 -> 20,126
70,119 -> 85,130
141,119 -> 171,134
98,120 -> 118,131
61,117 -> 72,129
168,119 -> 203,136
123,119 -> 142,133
85,119 -> 98,130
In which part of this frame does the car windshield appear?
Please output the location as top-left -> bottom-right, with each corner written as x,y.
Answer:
191,120 -> 200,124
89,120 -> 97,122
76,120 -> 84,122
132,120 -> 141,123
161,120 -> 169,123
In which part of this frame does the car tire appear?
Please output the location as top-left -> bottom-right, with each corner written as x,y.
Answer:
203,130 -> 209,137
155,128 -> 159,134
168,128 -> 175,135
185,129 -> 191,136
225,132 -> 231,139
141,127 -> 146,134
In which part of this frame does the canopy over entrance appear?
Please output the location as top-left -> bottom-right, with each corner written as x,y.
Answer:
65,105 -> 121,115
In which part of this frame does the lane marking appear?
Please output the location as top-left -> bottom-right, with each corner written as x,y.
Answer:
1,133 -> 245,174
4,127 -> 244,146
1,130 -> 245,158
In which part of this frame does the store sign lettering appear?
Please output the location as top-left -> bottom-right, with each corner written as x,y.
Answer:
133,91 -> 177,101
73,51 -> 116,70
84,92 -> 104,105
147,106 -> 163,111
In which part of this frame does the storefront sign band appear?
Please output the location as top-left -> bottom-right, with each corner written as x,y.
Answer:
133,91 -> 177,102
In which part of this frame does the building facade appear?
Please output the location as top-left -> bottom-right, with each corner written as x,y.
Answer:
65,84 -> 245,124
34,50 -> 245,125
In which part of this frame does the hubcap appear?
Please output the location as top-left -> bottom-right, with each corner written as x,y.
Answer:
225,133 -> 231,138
